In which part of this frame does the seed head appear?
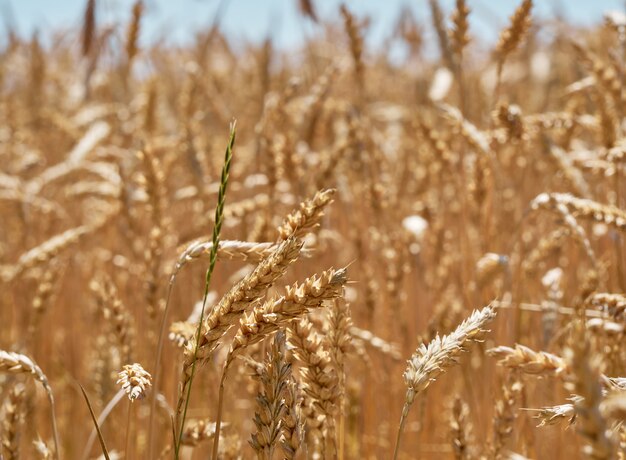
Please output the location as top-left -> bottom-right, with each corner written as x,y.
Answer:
117,363 -> 152,401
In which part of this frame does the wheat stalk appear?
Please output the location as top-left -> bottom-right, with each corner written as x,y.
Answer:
169,120 -> 236,459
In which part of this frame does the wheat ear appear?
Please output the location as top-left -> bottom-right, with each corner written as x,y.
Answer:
1,384 -> 26,460
0,351 -> 60,460
487,344 -> 568,377
494,0 -> 532,98
179,236 -> 303,410
213,268 -> 346,457
449,0 -> 470,59
288,317 -> 339,452
393,306 -> 496,460
277,189 -> 335,241
227,267 -> 347,362
248,332 -> 291,459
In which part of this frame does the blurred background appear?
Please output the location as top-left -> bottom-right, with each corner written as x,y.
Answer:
4,0 -> 626,53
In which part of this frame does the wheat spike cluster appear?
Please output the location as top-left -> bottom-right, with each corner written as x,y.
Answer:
3,0 -> 626,458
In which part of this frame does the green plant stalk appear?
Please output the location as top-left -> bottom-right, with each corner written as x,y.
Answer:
174,120 -> 236,458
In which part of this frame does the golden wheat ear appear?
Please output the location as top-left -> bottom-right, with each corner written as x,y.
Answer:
394,306 -> 497,460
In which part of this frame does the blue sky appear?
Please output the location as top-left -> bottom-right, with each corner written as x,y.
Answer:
3,0 -> 625,50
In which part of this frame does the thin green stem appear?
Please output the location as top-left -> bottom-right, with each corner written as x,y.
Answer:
174,285 -> 210,458
174,120 -> 236,458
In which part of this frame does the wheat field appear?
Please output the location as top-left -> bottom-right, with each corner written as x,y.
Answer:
1,0 -> 626,458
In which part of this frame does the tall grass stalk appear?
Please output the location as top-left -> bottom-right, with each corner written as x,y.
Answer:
173,120 -> 236,458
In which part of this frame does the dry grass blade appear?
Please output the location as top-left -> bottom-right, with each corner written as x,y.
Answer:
79,384 -> 111,460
